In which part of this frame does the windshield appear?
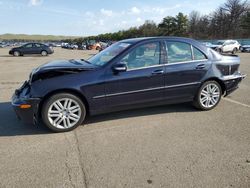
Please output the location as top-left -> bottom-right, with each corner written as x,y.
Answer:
88,42 -> 131,66
216,41 -> 224,45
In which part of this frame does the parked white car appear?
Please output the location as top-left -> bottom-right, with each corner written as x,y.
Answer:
210,40 -> 241,54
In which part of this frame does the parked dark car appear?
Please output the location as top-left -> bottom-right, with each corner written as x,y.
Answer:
12,37 -> 246,132
240,45 -> 250,52
9,43 -> 54,56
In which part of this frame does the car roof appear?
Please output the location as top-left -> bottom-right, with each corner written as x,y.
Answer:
119,36 -> 208,53
120,36 -> 198,44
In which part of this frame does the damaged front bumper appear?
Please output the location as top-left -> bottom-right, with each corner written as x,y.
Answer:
11,81 -> 41,125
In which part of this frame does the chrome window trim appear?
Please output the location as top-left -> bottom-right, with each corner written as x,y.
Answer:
164,59 -> 208,66
93,82 -> 200,99
126,64 -> 164,71
125,59 -> 208,72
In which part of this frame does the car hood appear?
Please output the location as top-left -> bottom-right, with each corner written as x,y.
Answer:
37,59 -> 96,71
30,59 -> 97,82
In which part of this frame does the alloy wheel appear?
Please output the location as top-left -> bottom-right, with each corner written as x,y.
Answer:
48,98 -> 82,129
14,51 -> 20,56
41,51 -> 47,56
199,83 -> 220,108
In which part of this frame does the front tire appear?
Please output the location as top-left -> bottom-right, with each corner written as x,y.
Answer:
41,93 -> 86,132
13,51 -> 20,56
41,50 -> 48,56
193,81 -> 222,111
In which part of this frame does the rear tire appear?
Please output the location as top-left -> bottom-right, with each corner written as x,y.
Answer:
41,93 -> 86,132
193,81 -> 222,111
232,48 -> 237,54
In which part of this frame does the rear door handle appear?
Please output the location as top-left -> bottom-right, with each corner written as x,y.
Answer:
152,69 -> 164,75
196,64 -> 205,69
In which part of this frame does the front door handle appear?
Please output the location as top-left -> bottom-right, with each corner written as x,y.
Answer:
152,69 -> 164,75
196,64 -> 205,69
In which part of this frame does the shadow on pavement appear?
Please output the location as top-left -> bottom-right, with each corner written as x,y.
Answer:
0,102 -> 51,137
0,102 -> 196,137
85,103 -> 196,125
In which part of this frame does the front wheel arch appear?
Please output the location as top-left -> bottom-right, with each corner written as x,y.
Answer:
38,89 -> 90,118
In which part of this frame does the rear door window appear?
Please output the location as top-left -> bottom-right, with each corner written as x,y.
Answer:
24,44 -> 33,48
193,47 -> 207,60
166,41 -> 192,64
34,44 -> 41,48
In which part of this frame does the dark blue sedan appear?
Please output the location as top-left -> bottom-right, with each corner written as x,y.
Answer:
9,43 -> 54,56
12,37 -> 246,132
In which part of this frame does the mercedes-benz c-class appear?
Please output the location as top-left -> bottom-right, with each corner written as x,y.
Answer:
12,37 -> 246,132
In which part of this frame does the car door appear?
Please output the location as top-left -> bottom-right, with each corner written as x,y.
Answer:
223,41 -> 232,52
164,40 -> 211,101
104,41 -> 165,110
21,43 -> 33,55
33,43 -> 42,54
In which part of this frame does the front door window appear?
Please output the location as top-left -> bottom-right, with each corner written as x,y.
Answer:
121,42 -> 161,70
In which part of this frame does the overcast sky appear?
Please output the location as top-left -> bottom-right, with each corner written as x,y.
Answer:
0,0 -> 225,36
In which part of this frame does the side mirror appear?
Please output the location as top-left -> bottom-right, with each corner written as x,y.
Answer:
112,63 -> 127,73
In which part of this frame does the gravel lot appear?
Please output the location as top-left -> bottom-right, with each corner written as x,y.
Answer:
0,48 -> 249,188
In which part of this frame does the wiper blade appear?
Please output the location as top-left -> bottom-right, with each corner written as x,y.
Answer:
69,59 -> 82,65
80,59 -> 92,65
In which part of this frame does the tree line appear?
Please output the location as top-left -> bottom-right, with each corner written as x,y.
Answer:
70,0 -> 249,44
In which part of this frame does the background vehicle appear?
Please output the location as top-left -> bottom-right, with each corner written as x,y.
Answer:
240,44 -> 250,52
69,44 -> 78,50
9,43 -> 54,56
99,42 -> 108,51
84,40 -> 101,50
61,43 -> 78,50
202,42 -> 213,48
0,42 -> 8,48
12,37 -> 245,132
78,44 -> 87,50
210,40 -> 241,54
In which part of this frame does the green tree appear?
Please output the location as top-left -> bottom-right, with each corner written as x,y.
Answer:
158,13 -> 188,36
158,16 -> 177,36
138,20 -> 159,37
175,12 -> 189,36
241,11 -> 250,37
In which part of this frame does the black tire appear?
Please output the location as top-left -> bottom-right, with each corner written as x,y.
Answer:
13,51 -> 20,57
41,93 -> 86,132
41,50 -> 48,56
232,48 -> 237,54
193,80 -> 222,111
218,48 -> 222,53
